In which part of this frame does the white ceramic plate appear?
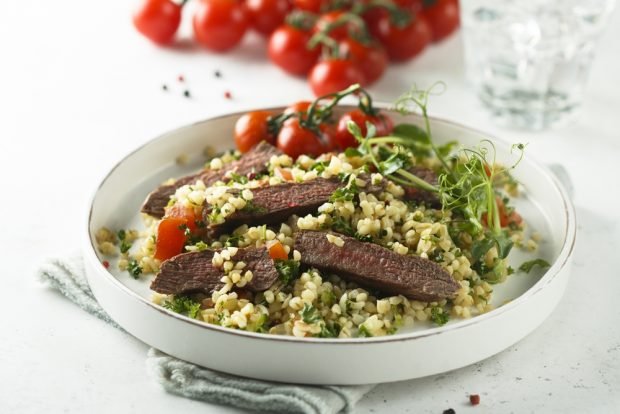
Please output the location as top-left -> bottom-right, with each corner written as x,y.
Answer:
83,108 -> 576,385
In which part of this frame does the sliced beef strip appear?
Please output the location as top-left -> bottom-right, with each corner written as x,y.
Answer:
294,230 -> 459,301
150,247 -> 279,295
403,166 -> 441,207
207,175 -> 386,235
141,141 -> 282,218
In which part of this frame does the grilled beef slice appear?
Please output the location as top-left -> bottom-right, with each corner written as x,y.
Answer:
294,230 -> 459,301
141,141 -> 282,218
208,176 -> 385,234
403,166 -> 441,207
150,247 -> 279,295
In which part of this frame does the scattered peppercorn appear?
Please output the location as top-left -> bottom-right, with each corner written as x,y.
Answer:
162,84 -> 168,91
183,90 -> 191,98
214,70 -> 222,78
224,91 -> 232,99
102,260 -> 110,269
469,394 -> 480,405
443,409 -> 456,414
178,74 -> 185,82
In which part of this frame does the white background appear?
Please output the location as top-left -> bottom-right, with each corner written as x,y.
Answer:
1,1 -> 619,413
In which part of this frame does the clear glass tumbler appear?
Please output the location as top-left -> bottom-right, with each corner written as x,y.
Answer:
461,0 -> 616,130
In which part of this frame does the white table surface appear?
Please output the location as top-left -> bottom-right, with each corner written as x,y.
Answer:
2,1 -> 619,413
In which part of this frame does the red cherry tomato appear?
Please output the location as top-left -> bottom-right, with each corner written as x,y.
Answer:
245,0 -> 291,36
193,0 -> 248,52
293,0 -> 325,13
277,118 -> 328,159
268,25 -> 321,76
234,111 -> 275,153
422,0 -> 459,42
308,58 -> 365,97
338,38 -> 388,85
133,0 -> 182,45
314,11 -> 350,40
394,0 -> 424,13
335,110 -> 393,149
284,101 -> 313,115
370,14 -> 432,61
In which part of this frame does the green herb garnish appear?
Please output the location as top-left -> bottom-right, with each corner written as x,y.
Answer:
242,200 -> 267,214
228,172 -> 248,184
274,259 -> 300,284
127,259 -> 142,279
300,304 -> 322,324
358,325 -> 372,337
162,296 -> 201,319
519,259 -> 551,273
430,307 -> 450,326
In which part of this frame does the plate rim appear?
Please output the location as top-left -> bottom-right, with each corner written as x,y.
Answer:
83,106 -> 577,345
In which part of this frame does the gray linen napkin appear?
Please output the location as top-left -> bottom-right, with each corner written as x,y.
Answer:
37,255 -> 374,414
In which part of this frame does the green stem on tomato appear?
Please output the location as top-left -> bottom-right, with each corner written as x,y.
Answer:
304,83 -> 362,129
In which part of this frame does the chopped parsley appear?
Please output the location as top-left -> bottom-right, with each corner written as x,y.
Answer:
127,259 -> 142,279
519,259 -> 551,274
320,290 -> 337,306
162,296 -> 201,319
241,200 -> 267,214
117,229 -> 126,241
117,229 -> 132,253
224,234 -> 242,247
188,241 -> 209,252
329,179 -> 359,202
300,304 -> 322,324
430,307 -> 450,326
274,259 -> 300,284
310,161 -> 328,173
120,240 -> 131,254
330,216 -> 373,242
358,325 -> 372,337
317,322 -> 340,338
228,172 -> 249,184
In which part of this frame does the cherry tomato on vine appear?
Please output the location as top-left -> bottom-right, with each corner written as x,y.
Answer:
133,0 -> 182,45
314,11 -> 350,40
245,0 -> 291,36
370,14 -> 432,61
277,118 -> 329,159
293,0 -> 326,13
308,58 -> 365,97
422,0 -> 459,42
394,0 -> 424,14
335,110 -> 393,149
268,25 -> 320,76
234,110 -> 275,153
338,38 -> 388,85
193,0 -> 248,52
284,101 -> 312,116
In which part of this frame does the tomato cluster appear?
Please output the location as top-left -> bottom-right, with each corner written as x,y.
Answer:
133,0 -> 459,96
234,85 -> 393,158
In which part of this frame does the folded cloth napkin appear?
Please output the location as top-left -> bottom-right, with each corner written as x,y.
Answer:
37,255 -> 374,414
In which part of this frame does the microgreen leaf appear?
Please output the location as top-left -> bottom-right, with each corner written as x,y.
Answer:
519,259 -> 551,273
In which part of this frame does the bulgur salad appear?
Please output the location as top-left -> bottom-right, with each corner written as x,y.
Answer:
96,85 -> 548,339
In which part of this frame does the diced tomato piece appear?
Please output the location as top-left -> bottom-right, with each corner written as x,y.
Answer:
268,241 -> 288,260
165,204 -> 199,231
154,216 -> 187,261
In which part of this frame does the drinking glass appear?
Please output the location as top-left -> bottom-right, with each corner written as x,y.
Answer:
460,0 -> 616,130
